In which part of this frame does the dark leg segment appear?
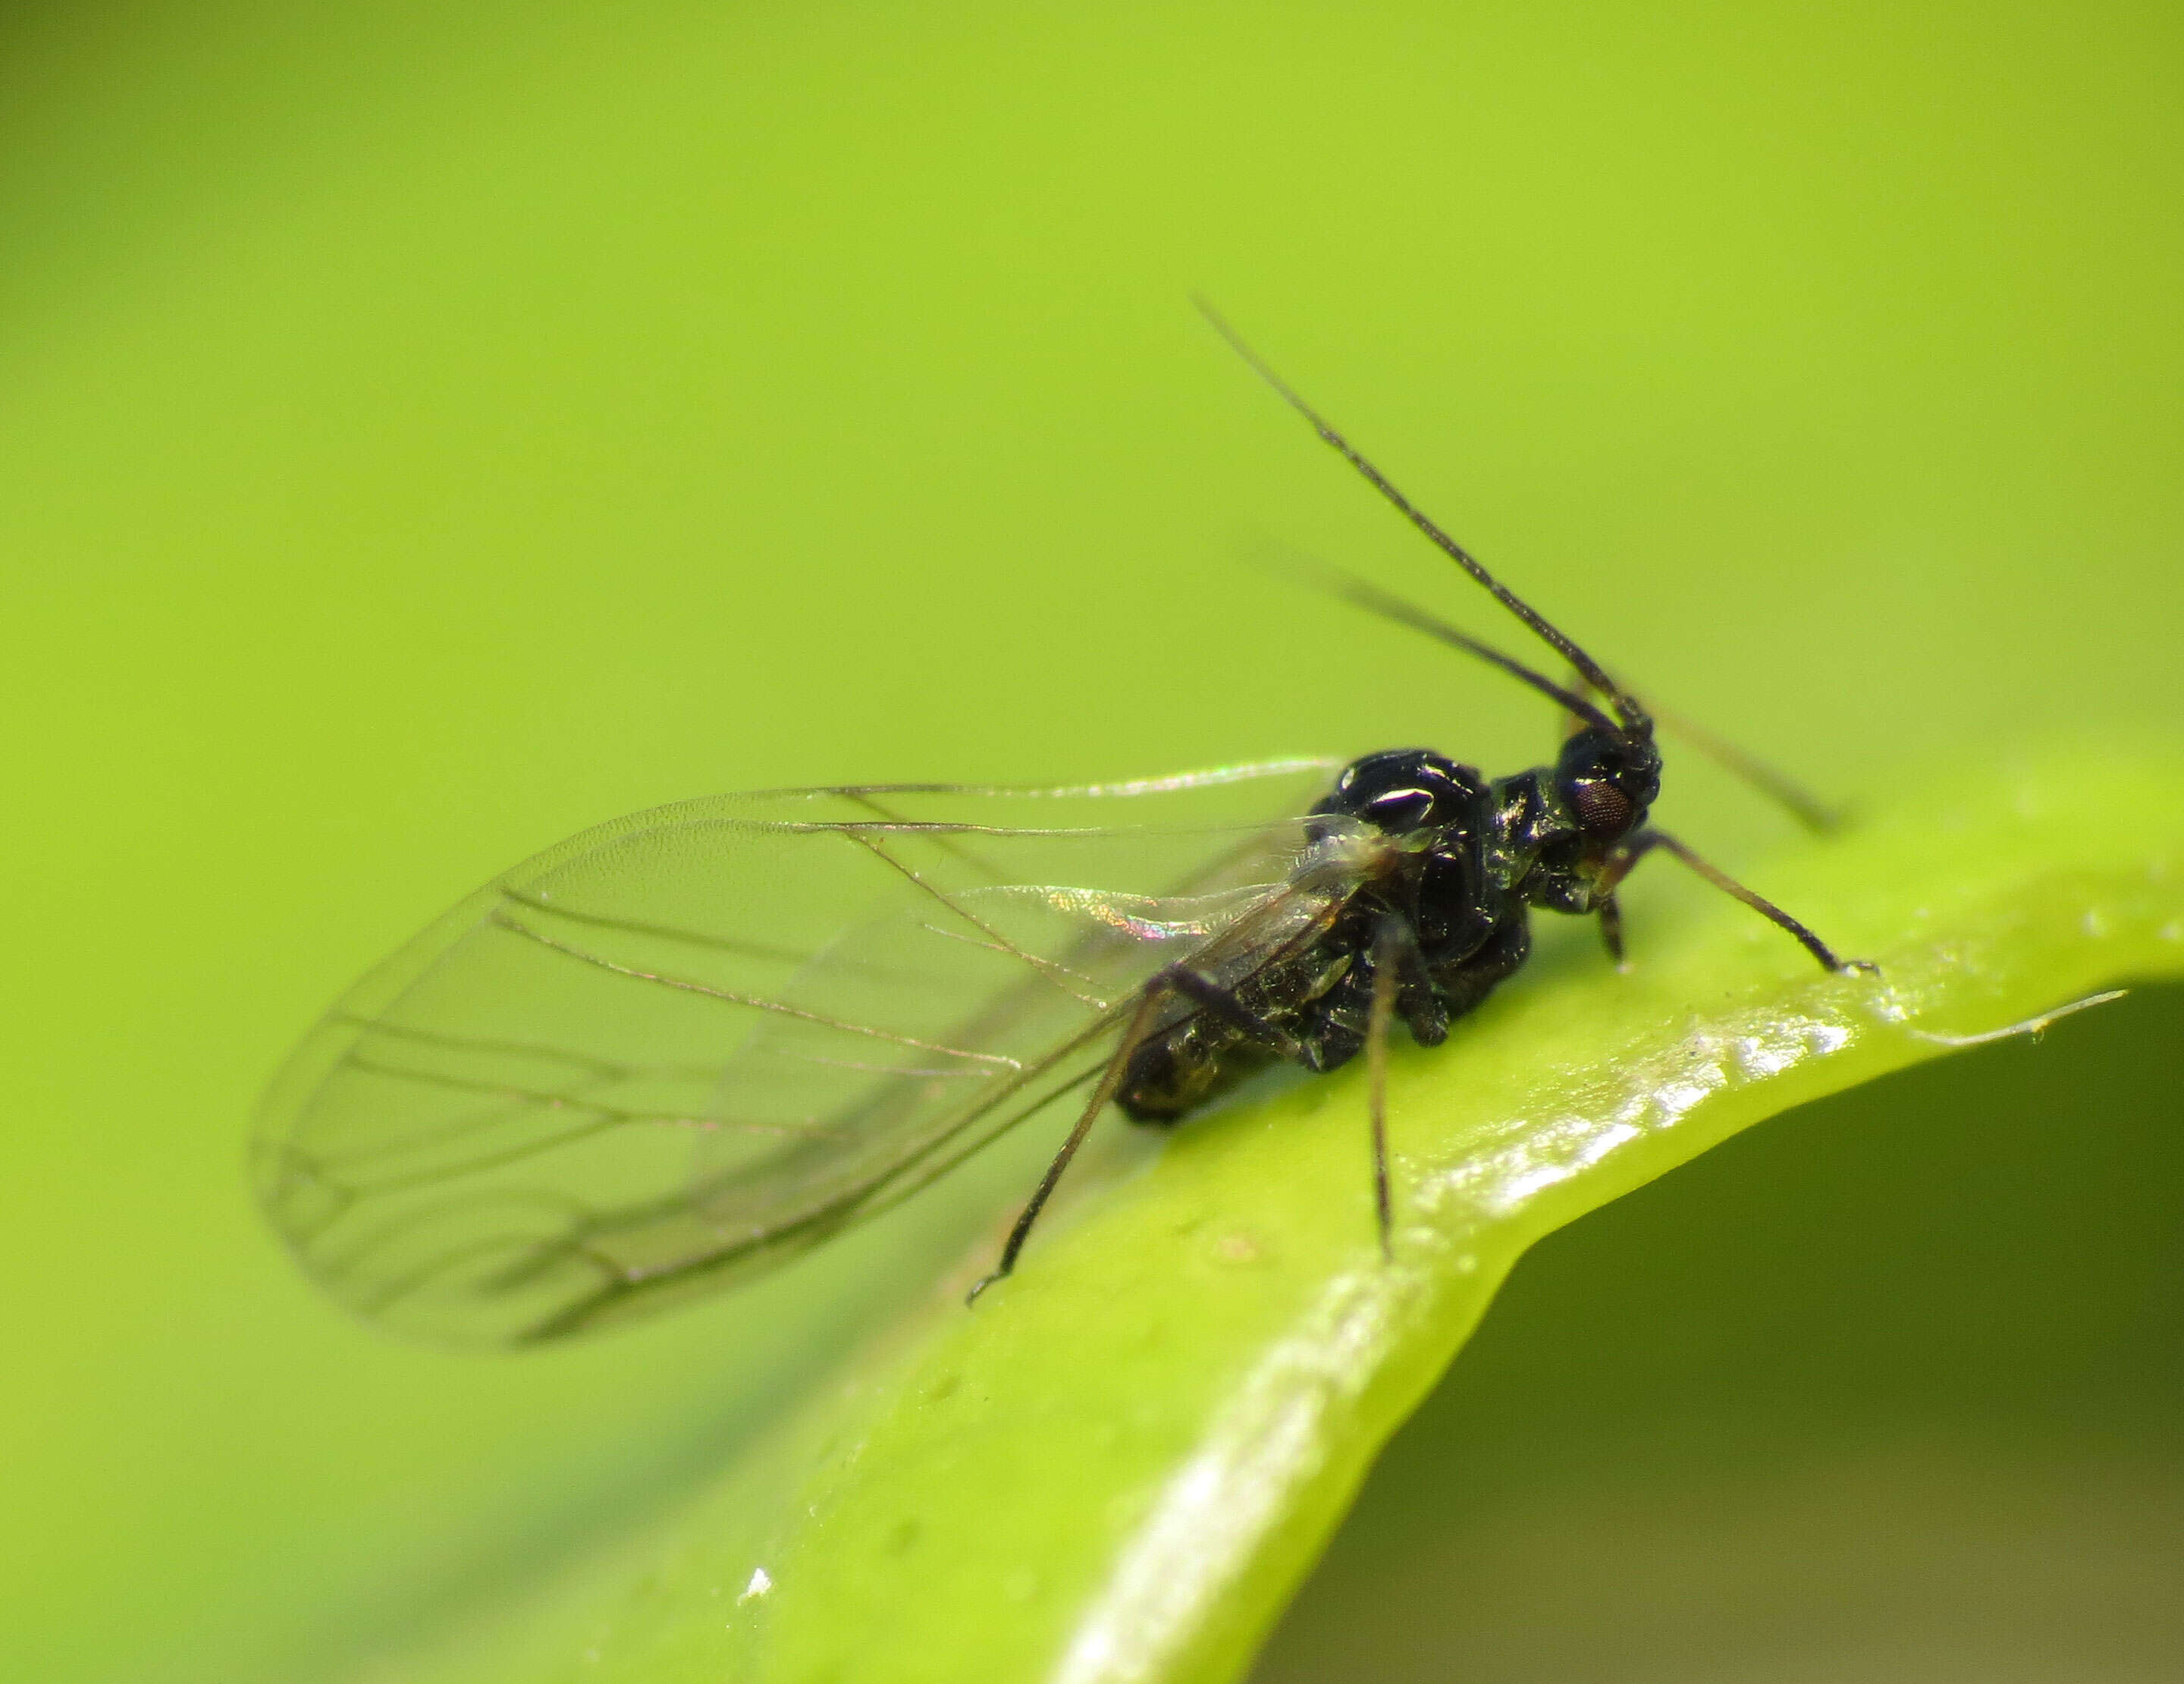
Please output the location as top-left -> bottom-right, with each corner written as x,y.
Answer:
1605,829 -> 1875,974
1596,893 -> 1627,969
1153,962 -> 1309,1061
966,988 -> 1166,1304
1364,916 -> 1407,1261
968,954 -> 1333,1302
971,919 -> 1460,1302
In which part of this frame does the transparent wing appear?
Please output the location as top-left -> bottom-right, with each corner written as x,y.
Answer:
254,758 -> 1355,1346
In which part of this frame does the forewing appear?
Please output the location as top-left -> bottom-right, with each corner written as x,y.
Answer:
254,759 -> 1348,1345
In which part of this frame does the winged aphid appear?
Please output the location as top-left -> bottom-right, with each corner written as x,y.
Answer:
253,309 -> 1870,1343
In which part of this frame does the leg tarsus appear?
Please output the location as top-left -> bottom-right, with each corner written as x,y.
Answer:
1597,892 -> 1629,971
968,988 -> 1166,1305
1632,828 -> 1876,975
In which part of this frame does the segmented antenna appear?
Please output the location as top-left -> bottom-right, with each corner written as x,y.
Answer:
1197,298 -> 1652,738
1251,544 -> 1623,735
1269,541 -> 1844,833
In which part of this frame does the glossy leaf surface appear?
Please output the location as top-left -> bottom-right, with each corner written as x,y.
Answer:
363,749 -> 2184,1684
11,7 -> 2184,1682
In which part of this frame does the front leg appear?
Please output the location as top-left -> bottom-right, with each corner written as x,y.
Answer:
1601,829 -> 1875,975
1596,892 -> 1627,970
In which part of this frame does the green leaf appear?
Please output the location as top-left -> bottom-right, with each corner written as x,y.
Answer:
11,9 -> 2184,1682
372,746 -> 2184,1684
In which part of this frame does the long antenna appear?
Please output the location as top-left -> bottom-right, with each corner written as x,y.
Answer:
1274,546 -> 1847,832
1630,701 -> 1843,834
1550,660 -> 1843,834
1197,297 -> 1651,737
1253,545 -> 1623,734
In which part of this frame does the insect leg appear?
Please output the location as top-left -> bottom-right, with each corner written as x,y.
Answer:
965,986 -> 1170,1305
1152,962 -> 1312,1062
1364,916 -> 1414,1261
1596,892 -> 1627,969
1610,830 -> 1876,975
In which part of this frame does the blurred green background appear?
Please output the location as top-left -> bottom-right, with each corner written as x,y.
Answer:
3,2 -> 2179,1679
1256,985 -> 2184,1681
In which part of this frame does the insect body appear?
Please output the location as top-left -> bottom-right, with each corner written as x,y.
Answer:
1117,738 -> 1646,1124
962,310 -> 1865,1299
254,311 -> 1866,1345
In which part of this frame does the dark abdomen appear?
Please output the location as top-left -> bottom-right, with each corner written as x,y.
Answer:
1112,908 -> 1533,1126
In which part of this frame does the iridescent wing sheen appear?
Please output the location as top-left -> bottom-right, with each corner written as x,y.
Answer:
253,759 -> 1357,1346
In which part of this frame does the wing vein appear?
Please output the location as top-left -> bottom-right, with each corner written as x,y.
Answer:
836,825 -> 1109,1009
488,911 -> 1023,1068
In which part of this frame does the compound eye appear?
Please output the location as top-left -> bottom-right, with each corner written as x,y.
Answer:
1571,779 -> 1633,838
1363,787 -> 1435,831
